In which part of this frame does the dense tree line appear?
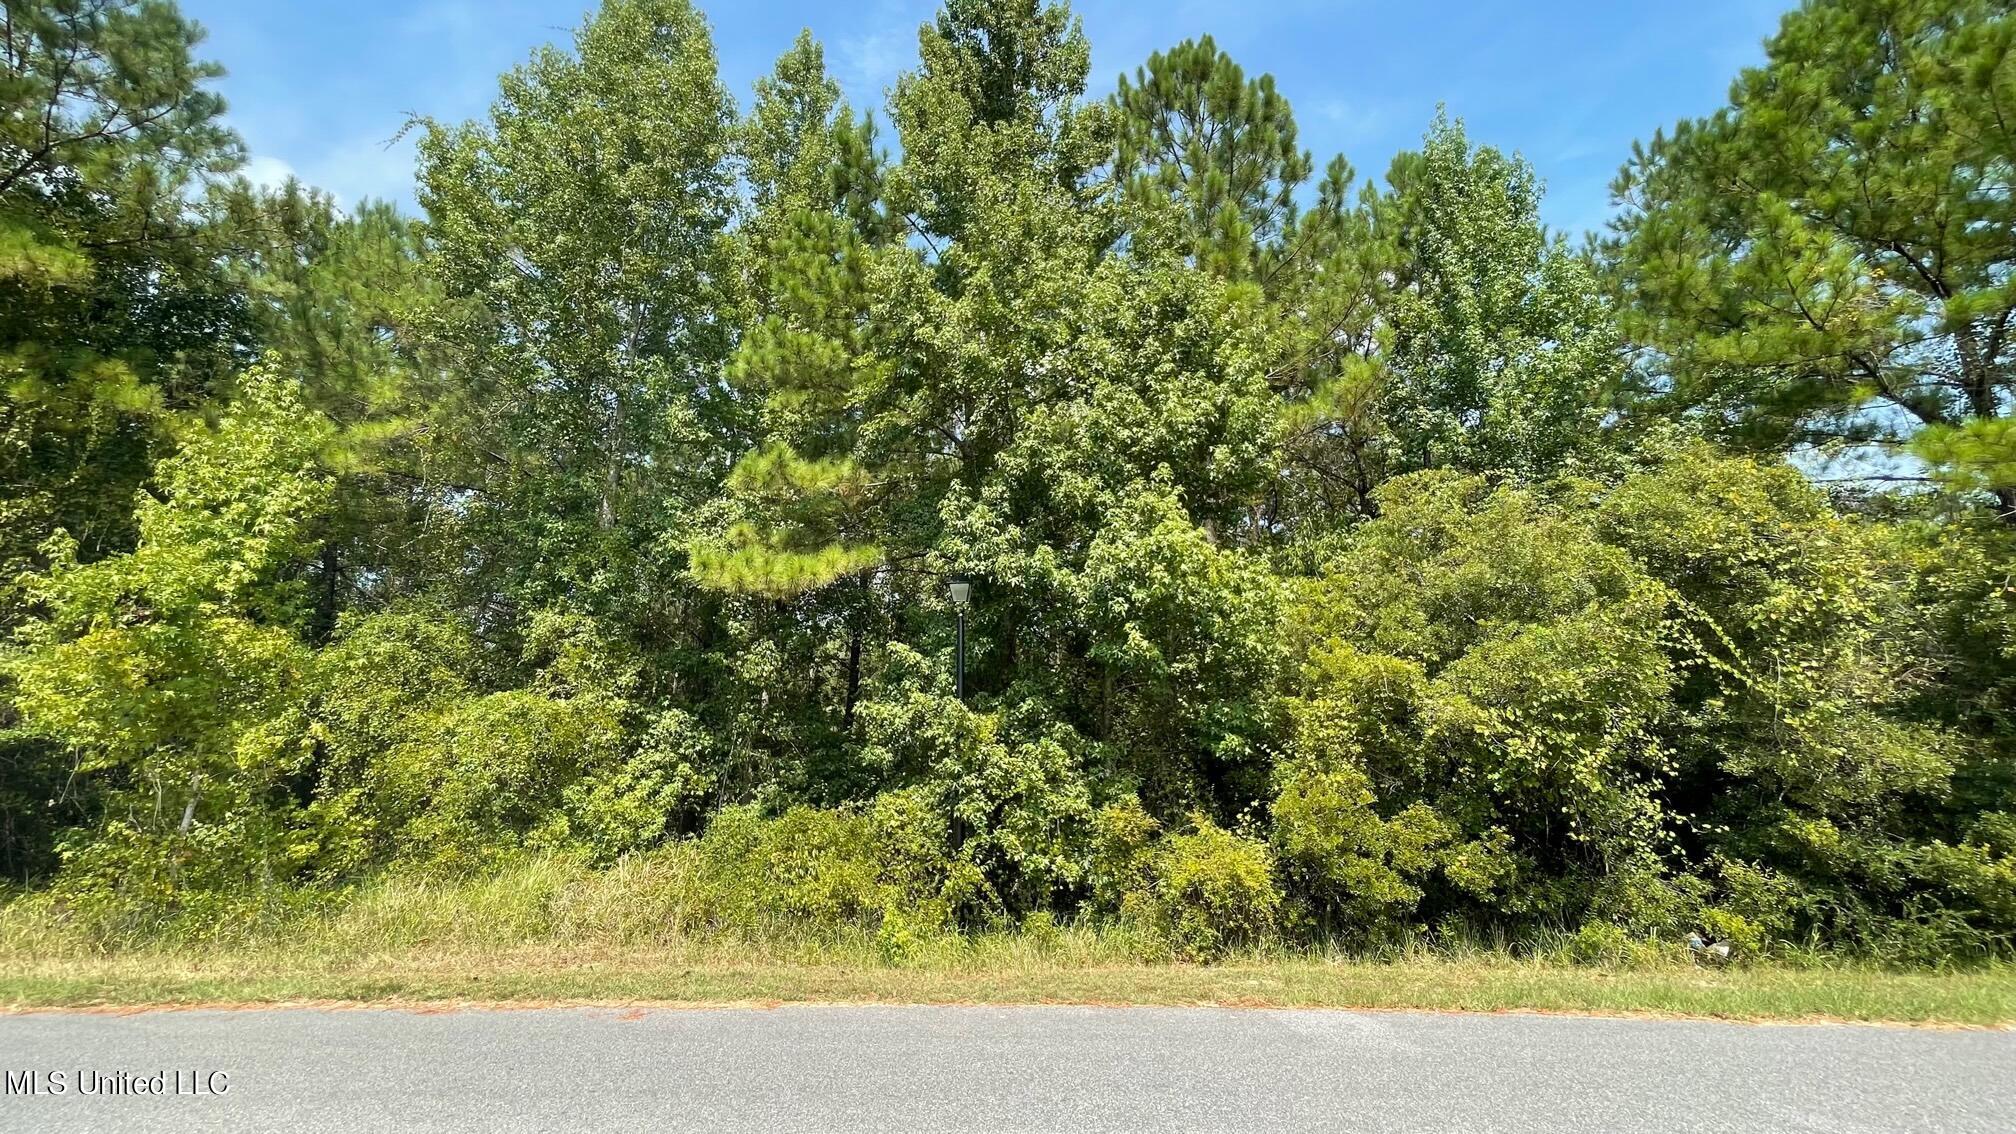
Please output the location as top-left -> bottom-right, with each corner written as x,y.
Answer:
3,0 -> 2015,962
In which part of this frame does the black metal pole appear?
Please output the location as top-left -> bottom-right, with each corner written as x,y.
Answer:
954,607 -> 966,700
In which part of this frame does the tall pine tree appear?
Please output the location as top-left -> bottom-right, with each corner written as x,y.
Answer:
1611,0 -> 2016,513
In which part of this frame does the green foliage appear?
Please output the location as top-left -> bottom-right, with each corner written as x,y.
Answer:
690,445 -> 885,597
1087,797 -> 1161,915
1380,116 -> 1622,480
740,30 -> 844,229
1216,112 -> 1628,527
1914,418 -> 2016,496
1147,816 -> 1282,960
1272,440 -> 2014,957
1891,512 -> 2016,741
2,369 -> 332,926
1273,761 -> 1468,936
1610,0 -> 2016,514
2,0 -> 251,630
414,0 -> 737,633
895,0 -> 1102,239
1079,482 -> 1283,814
308,605 -> 711,875
562,708 -> 714,861
859,671 -> 1094,917
9,0 -> 2016,970
1113,35 -> 1312,280
689,805 -> 886,933
304,603 -> 485,875
1287,468 -> 1676,927
1085,799 -> 1281,959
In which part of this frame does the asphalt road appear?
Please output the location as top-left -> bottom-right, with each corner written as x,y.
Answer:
0,1004 -> 2009,1133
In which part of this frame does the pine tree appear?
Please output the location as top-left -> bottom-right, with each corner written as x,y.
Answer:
1112,35 -> 1312,283
699,31 -> 894,601
693,29 -> 900,768
1,0 -> 248,628
214,181 -> 442,639
1609,0 -> 2016,514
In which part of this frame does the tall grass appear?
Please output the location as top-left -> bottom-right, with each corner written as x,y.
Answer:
0,850 -> 1964,970
5,854 -> 2015,1024
0,851 -> 1143,968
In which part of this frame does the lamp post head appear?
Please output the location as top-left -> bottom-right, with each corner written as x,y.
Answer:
948,578 -> 971,607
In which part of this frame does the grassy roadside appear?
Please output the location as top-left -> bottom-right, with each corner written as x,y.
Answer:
5,946 -> 2014,1025
6,861 -> 2011,1023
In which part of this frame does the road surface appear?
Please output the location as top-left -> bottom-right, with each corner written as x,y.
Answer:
1,1004 -> 2009,1132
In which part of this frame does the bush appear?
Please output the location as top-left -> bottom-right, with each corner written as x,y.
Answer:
32,819 -> 320,950
562,708 -> 714,861
1078,482 -> 1285,816
1088,798 -> 1161,915
1559,922 -> 1666,968
384,690 -> 628,873
310,606 -> 715,874
2,372 -> 333,929
1150,816 -> 1282,961
1283,471 -> 1676,929
1271,761 -> 1455,937
858,678 -> 1093,916
867,786 -> 954,907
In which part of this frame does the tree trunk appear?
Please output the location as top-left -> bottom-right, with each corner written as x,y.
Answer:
311,539 -> 342,644
842,625 -> 863,731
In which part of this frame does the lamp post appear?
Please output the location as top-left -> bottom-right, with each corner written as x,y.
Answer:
947,576 -> 971,701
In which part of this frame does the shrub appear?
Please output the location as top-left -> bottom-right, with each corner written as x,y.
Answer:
1283,471 -> 1676,929
562,708 -> 713,861
1151,816 -> 1282,961
859,678 -> 1093,916
2,373 -> 332,930
1559,922 -> 1665,968
385,690 -> 628,873
687,805 -> 887,937
1088,797 -> 1161,915
867,786 -> 953,907
1078,482 -> 1285,815
1271,761 -> 1452,936
310,606 -> 707,874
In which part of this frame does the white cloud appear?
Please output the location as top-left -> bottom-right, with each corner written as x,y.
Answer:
1313,99 -> 1396,146
299,131 -> 422,209
835,27 -> 911,96
238,154 -> 300,191
820,0 -> 933,106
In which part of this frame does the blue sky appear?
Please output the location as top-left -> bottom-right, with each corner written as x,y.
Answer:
181,0 -> 1790,237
